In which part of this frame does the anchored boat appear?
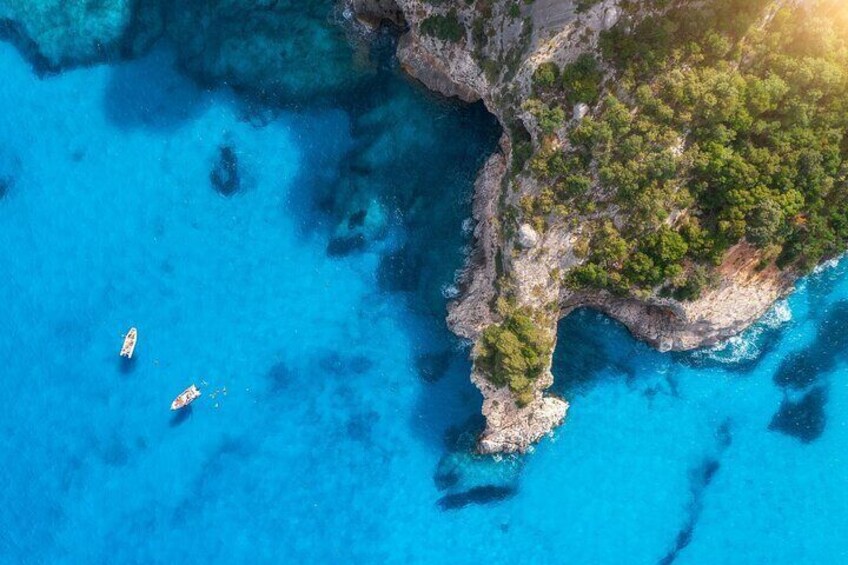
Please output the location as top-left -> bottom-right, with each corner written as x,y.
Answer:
120,327 -> 138,358
171,385 -> 201,410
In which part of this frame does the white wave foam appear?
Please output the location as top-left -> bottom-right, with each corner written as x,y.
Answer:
441,283 -> 459,299
694,299 -> 792,365
461,217 -> 474,235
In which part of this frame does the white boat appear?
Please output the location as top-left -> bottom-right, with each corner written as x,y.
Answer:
171,385 -> 201,410
120,327 -> 138,358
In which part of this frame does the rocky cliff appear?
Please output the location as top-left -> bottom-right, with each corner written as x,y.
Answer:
351,0 -> 839,454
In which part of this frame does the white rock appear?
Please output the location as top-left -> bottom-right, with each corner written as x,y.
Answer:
603,6 -> 621,30
573,102 -> 590,122
518,224 -> 539,249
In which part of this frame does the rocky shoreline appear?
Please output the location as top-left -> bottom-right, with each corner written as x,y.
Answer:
350,0 -> 799,454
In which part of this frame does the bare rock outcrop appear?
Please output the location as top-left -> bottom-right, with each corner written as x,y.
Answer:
447,135 -> 510,340
352,0 -> 800,454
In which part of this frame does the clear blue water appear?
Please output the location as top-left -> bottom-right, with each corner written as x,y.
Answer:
1,10 -> 847,564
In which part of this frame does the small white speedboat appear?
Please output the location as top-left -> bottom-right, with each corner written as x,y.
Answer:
120,327 -> 138,358
171,385 -> 201,410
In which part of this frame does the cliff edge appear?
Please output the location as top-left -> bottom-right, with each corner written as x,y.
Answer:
352,0 -> 845,453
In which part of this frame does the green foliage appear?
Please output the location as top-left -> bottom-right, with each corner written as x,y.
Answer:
420,9 -> 464,42
477,309 -> 551,407
561,53 -> 603,105
560,0 -> 848,298
533,62 -> 560,91
524,100 -> 565,134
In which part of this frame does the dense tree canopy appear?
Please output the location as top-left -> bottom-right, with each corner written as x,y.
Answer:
525,0 -> 848,299
476,308 -> 552,406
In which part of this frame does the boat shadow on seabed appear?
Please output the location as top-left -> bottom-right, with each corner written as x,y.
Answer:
170,406 -> 193,428
118,355 -> 138,375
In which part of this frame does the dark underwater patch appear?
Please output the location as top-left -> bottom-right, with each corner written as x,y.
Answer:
551,308 -> 642,396
415,351 -> 453,383
773,351 -> 820,389
266,361 -> 293,392
326,234 -> 366,257
377,249 -> 423,293
169,405 -> 193,427
437,485 -> 516,511
433,466 -> 460,490
319,352 -> 374,376
658,458 -> 721,565
659,524 -> 694,565
767,301 -> 848,441
118,355 -> 138,375
696,458 -> 720,489
101,438 -> 130,467
716,419 -> 733,449
210,145 -> 240,196
0,174 -> 13,199
769,387 -> 828,443
773,301 -> 848,389
348,209 -> 367,229
659,421 -> 731,564
0,18 -> 53,75
103,48 -> 207,131
346,410 -> 380,444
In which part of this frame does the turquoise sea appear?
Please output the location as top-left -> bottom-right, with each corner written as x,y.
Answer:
1,4 -> 846,563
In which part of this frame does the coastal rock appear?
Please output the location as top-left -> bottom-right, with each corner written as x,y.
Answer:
603,6 -> 621,30
349,0 -> 405,29
568,244 -> 793,351
518,224 -> 539,249
354,0 -> 806,455
396,33 -> 482,103
473,369 -> 568,455
447,136 -> 509,340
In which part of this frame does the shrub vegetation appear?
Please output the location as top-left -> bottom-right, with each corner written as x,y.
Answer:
523,0 -> 848,299
420,9 -> 464,42
476,308 -> 552,407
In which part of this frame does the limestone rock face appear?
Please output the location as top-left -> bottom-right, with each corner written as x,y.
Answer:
573,102 -> 590,122
473,369 -> 568,455
518,224 -> 539,249
355,0 -> 798,455
603,6 -> 621,29
396,32 -> 483,104
349,0 -> 405,28
447,136 -> 510,340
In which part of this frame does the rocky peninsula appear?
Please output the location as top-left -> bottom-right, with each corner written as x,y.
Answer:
351,0 -> 847,453
3,0 -> 839,455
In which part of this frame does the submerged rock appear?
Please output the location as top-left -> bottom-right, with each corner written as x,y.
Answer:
0,175 -> 11,199
769,387 -> 828,443
437,485 -> 516,511
0,0 -> 134,70
415,351 -> 452,383
327,234 -> 366,257
0,0 -> 372,101
164,0 -> 371,101
210,145 -> 240,196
